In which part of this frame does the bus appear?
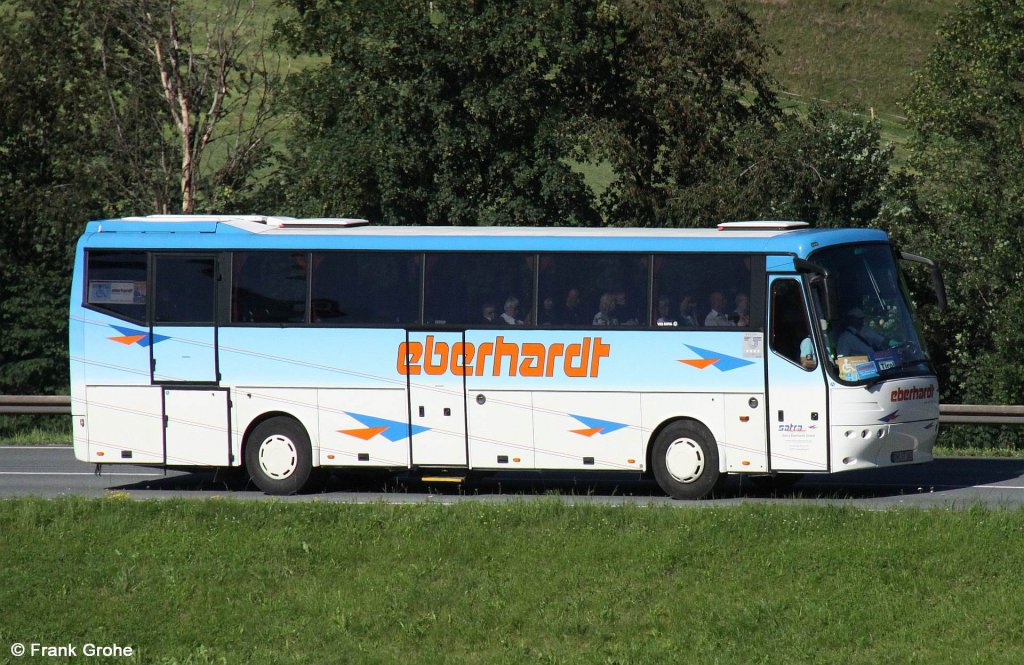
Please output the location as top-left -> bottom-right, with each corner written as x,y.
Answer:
69,215 -> 945,498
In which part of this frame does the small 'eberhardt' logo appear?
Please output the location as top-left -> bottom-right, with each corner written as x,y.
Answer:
890,385 -> 935,402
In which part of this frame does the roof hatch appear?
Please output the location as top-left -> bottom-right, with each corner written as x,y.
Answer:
119,214 -> 370,229
717,221 -> 809,232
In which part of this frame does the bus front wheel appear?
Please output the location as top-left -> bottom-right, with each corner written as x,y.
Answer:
244,417 -> 313,495
651,421 -> 720,500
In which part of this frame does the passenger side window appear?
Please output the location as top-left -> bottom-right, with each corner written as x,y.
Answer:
85,250 -> 148,323
423,253 -> 534,326
652,254 -> 754,328
231,252 -> 308,323
154,255 -> 216,324
311,252 -> 421,324
538,254 -> 649,327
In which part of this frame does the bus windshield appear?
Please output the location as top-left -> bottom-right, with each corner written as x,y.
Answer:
810,243 -> 931,383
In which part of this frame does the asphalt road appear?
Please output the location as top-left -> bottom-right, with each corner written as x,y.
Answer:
3,445 -> 1024,508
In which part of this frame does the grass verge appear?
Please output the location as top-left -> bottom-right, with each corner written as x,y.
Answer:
3,498 -> 1024,664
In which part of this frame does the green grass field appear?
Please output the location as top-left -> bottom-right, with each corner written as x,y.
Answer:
2,499 -> 1024,664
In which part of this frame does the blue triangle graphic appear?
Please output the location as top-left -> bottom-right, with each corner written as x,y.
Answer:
109,325 -> 170,347
684,345 -> 755,372
568,414 -> 628,434
344,411 -> 430,442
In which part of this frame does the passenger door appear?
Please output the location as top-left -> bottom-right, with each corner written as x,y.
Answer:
766,276 -> 829,472
405,331 -> 468,466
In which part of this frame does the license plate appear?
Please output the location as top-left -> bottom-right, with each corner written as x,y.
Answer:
891,450 -> 914,463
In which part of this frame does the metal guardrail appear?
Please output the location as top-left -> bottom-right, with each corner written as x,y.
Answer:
0,395 -> 72,415
3,395 -> 1024,425
938,404 -> 1024,425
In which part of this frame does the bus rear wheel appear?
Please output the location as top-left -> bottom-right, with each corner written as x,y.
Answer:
651,421 -> 720,500
245,417 -> 313,495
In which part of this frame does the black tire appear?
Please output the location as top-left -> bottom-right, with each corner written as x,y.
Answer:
244,417 -> 313,495
650,420 -> 720,500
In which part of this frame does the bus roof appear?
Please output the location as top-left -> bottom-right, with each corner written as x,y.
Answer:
81,215 -> 890,257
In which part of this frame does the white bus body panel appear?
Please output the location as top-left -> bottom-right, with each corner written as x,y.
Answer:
723,393 -> 768,472
532,392 -> 642,470
84,385 -> 164,463
829,377 -> 939,471
467,391 -> 535,469
317,388 -> 411,467
163,389 -> 231,466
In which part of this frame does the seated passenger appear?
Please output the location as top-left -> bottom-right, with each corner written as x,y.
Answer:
562,288 -> 585,326
538,296 -> 556,326
593,293 -> 618,326
704,291 -> 735,327
733,293 -> 750,326
500,297 -> 523,325
481,303 -> 498,324
655,295 -> 677,326
614,289 -> 639,325
799,336 -> 818,370
678,295 -> 698,327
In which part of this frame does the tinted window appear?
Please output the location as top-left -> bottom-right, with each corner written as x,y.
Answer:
652,254 -> 753,327
770,278 -> 815,369
424,253 -> 534,326
85,250 -> 147,323
311,252 -> 421,325
154,255 -> 216,324
538,254 -> 648,327
232,252 -> 308,323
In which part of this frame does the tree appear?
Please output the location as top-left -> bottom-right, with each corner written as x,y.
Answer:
904,0 -> 1024,407
0,2 -> 128,393
0,1 -> 277,394
712,104 -> 894,229
99,0 -> 279,213
271,0 -> 777,227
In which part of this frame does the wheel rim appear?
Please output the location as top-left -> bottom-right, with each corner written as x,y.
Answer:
664,437 -> 705,484
258,434 -> 298,480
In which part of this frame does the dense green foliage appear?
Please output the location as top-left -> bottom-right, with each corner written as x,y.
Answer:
271,0 -> 778,227
1,0 -> 1023,436
0,2 -> 165,393
904,0 -> 1024,412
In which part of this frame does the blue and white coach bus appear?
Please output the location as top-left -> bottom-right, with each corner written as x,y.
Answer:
69,215 -> 945,498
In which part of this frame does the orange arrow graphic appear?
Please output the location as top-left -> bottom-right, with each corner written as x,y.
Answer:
678,358 -> 719,369
109,335 -> 146,346
571,427 -> 603,437
338,426 -> 388,441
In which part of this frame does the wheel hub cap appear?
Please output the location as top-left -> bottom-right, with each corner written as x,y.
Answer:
665,437 -> 704,484
258,435 -> 298,480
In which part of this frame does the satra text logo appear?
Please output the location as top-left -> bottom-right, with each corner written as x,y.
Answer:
398,335 -> 610,378
778,423 -> 817,433
890,385 -> 936,402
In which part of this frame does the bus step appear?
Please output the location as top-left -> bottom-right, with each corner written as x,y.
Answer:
420,474 -> 466,484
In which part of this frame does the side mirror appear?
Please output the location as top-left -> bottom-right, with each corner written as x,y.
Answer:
900,251 -> 947,311
794,258 -> 839,321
